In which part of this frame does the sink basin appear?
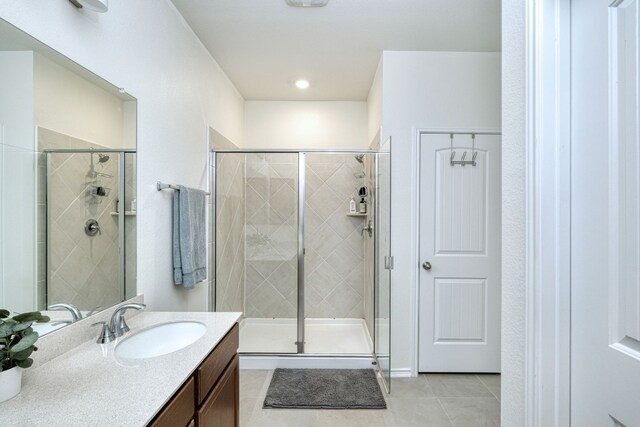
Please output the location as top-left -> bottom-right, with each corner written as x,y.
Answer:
115,321 -> 207,359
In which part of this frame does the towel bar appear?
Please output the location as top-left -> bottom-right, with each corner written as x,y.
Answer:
157,181 -> 210,195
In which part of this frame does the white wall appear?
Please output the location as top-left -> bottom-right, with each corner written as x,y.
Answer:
244,101 -> 367,149
367,58 -> 383,145
0,51 -> 36,312
0,0 -> 245,312
33,53 -> 125,149
380,51 -> 502,376
501,0 -> 526,425
0,52 -> 34,151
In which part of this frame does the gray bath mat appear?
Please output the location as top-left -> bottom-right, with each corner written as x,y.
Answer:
263,368 -> 387,409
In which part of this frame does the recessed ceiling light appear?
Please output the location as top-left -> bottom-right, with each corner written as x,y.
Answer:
285,0 -> 329,7
295,79 -> 310,89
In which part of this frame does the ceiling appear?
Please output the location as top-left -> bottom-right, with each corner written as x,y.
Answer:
171,0 -> 501,101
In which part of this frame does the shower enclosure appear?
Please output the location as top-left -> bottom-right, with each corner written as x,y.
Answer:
210,147 -> 392,388
41,148 -> 137,311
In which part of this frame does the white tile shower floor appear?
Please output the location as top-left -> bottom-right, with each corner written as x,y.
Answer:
239,318 -> 372,354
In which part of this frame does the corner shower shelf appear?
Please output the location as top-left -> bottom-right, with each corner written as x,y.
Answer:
110,211 -> 137,216
346,213 -> 368,217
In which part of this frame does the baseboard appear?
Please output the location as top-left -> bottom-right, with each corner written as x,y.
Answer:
390,368 -> 413,378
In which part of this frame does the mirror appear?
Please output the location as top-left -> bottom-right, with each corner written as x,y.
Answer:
0,19 -> 137,335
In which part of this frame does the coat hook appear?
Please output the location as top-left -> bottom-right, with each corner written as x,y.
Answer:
449,133 -> 478,167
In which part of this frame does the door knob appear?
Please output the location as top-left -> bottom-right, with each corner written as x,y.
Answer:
422,261 -> 432,271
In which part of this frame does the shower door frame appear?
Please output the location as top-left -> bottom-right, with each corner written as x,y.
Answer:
210,148 -> 381,356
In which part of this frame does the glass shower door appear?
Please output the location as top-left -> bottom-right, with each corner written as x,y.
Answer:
215,152 -> 300,353
375,138 -> 392,391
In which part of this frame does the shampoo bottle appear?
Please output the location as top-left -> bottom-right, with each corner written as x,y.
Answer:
359,198 -> 367,214
349,198 -> 357,214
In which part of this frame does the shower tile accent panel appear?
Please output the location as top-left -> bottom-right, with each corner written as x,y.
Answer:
244,153 -> 299,319
39,127 -> 121,310
215,153 -> 245,313
304,154 -> 365,319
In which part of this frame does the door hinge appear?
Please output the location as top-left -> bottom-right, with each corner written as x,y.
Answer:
385,255 -> 394,270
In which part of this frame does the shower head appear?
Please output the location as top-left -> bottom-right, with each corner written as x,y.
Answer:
97,154 -> 110,163
354,154 -> 365,164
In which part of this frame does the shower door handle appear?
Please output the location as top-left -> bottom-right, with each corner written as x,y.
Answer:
361,220 -> 373,237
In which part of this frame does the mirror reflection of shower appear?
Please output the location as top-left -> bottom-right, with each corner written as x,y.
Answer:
86,152 -> 114,205
354,154 -> 366,179
42,143 -> 137,320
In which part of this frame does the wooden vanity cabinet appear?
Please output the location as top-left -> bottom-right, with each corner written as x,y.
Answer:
148,323 -> 239,427
197,355 -> 239,425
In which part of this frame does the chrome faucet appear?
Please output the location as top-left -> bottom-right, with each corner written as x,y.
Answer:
110,303 -> 146,337
91,303 -> 146,344
48,303 -> 83,322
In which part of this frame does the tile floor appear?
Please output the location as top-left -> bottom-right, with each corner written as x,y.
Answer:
240,369 -> 501,427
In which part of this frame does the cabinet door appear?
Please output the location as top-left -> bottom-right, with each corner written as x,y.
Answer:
197,324 -> 239,404
149,377 -> 195,427
197,355 -> 239,427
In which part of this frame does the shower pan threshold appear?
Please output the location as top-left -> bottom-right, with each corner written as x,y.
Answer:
239,318 -> 373,355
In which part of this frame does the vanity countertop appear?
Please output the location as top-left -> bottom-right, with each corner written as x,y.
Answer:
0,311 -> 242,427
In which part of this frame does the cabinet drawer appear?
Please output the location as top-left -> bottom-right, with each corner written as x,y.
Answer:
197,323 -> 239,404
149,377 -> 195,427
197,354 -> 239,427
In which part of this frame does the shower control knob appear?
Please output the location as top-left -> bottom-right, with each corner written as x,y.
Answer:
85,219 -> 101,236
422,261 -> 432,271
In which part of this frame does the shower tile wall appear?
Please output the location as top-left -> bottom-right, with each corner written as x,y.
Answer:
244,153 -> 299,318
38,127 -> 121,310
219,152 -> 369,321
215,153 -> 246,312
304,154 -> 365,318
210,128 -> 242,310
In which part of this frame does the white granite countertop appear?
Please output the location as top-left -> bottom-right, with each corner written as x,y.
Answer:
0,311 -> 242,427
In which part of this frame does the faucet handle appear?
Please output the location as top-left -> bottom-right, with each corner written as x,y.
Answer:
92,321 -> 115,344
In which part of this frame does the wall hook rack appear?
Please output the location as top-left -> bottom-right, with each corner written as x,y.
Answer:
450,133 -> 478,167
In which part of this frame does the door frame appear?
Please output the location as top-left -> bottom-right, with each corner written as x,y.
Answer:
413,128 -> 502,376
524,0 -> 571,425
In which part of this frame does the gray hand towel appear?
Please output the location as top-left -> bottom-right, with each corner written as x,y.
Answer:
173,185 -> 207,289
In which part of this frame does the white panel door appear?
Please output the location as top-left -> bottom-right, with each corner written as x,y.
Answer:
571,0 -> 640,425
418,133 -> 501,372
